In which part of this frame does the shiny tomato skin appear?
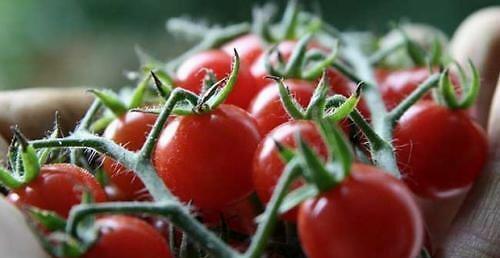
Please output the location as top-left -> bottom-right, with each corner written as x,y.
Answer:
176,50 -> 258,109
102,112 -> 158,201
394,101 -> 487,199
298,163 -> 424,258
83,215 -> 172,258
8,164 -> 106,218
222,34 -> 264,65
253,120 -> 327,221
249,79 -> 315,136
153,104 -> 261,211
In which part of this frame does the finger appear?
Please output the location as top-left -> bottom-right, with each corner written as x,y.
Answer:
0,87 -> 93,140
0,197 -> 51,258
450,7 -> 500,128
438,76 -> 500,257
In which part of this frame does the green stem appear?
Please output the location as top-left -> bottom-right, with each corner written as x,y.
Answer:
335,43 -> 401,176
276,78 -> 305,119
205,51 -> 240,110
280,0 -> 299,40
0,167 -> 23,188
139,88 -> 197,160
244,159 -> 301,258
325,96 -> 388,152
31,133 -> 173,201
67,202 -> 240,258
76,100 -> 102,132
388,73 -> 439,125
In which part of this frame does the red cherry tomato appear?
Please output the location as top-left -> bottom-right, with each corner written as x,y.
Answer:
83,215 -> 172,258
298,163 -> 423,258
102,112 -> 158,201
8,164 -> 106,218
394,100 -> 487,199
176,50 -> 258,109
153,104 -> 261,211
253,120 -> 327,221
222,34 -> 264,65
249,79 -> 315,135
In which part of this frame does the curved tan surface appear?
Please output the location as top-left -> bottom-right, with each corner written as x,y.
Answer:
438,77 -> 500,258
0,197 -> 50,258
450,7 -> 500,127
0,88 -> 93,140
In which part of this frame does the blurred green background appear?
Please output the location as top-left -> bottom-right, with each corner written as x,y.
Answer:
0,0 -> 497,90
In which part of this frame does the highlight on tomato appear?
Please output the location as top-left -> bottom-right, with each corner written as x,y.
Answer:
394,100 -> 487,199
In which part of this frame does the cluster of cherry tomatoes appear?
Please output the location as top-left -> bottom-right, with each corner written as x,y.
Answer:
0,3 -> 488,258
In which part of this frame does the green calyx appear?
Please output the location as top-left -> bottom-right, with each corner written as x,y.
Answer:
144,51 -> 240,116
252,0 -> 327,46
437,60 -> 479,110
371,24 -> 446,68
151,70 -> 174,100
264,34 -> 339,81
193,50 -> 241,114
275,71 -> 362,123
277,117 -> 353,215
297,117 -> 354,193
0,128 -> 41,189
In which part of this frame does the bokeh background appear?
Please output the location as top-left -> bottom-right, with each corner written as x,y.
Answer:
1,0 -> 497,90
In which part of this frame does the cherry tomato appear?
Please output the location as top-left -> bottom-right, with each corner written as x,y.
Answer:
83,215 -> 172,258
176,50 -> 258,109
8,164 -> 106,218
222,34 -> 264,65
102,112 -> 158,201
153,104 -> 261,211
298,163 -> 423,258
394,100 -> 487,199
249,79 -> 315,136
253,120 -> 327,221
